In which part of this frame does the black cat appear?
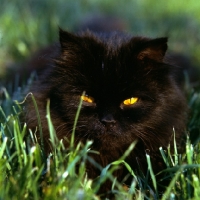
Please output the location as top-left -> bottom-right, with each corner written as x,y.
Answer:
25,28 -> 187,193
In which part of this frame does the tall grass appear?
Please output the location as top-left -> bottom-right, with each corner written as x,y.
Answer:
1,84 -> 200,199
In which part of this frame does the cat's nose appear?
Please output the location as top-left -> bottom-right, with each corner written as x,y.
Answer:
101,114 -> 116,125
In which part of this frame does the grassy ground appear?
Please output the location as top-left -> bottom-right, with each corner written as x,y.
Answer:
1,87 -> 200,200
1,0 -> 200,199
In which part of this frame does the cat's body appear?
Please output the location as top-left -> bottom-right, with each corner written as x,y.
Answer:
25,29 -> 187,192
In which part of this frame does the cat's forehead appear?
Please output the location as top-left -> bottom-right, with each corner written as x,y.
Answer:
83,54 -> 141,97
60,30 -> 169,96
78,34 -> 146,92
90,41 -> 139,79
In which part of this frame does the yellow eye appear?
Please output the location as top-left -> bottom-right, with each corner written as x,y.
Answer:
81,95 -> 94,103
123,97 -> 138,105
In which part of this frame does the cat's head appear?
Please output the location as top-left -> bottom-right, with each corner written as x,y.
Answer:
36,29 -> 186,154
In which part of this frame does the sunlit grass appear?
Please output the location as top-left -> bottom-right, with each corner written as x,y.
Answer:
1,84 -> 200,199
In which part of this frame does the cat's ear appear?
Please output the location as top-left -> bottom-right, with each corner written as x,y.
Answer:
137,38 -> 168,62
59,28 -> 80,49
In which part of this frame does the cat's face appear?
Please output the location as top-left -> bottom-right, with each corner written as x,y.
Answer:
41,29 -> 186,154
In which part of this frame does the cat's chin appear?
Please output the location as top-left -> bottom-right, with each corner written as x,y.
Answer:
102,127 -> 122,136
95,131 -> 136,149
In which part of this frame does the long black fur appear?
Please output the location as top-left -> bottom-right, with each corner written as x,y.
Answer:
25,28 -> 187,194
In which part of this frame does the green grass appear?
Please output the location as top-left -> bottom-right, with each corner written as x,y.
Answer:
1,0 -> 200,199
1,84 -> 200,199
